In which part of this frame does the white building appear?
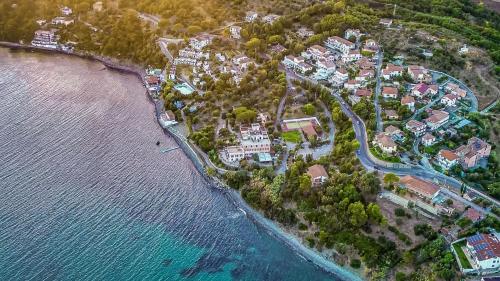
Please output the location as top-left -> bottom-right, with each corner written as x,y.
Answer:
158,110 -> 177,128
441,94 -> 459,107
373,133 -> 397,154
379,18 -> 393,27
406,120 -> 426,136
344,80 -> 361,91
316,59 -> 336,75
382,87 -> 398,99
61,6 -> 72,16
245,11 -> 258,22
240,123 -> 271,156
341,50 -> 362,63
425,110 -> 449,131
51,17 -> 74,26
302,45 -> 330,61
230,25 -> 242,39
325,36 -> 355,54
262,14 -> 280,24
344,29 -> 362,41
422,133 -> 436,147
189,34 -> 212,50
174,57 -> 197,66
465,233 -> 500,271
31,29 -> 59,48
382,64 -> 403,80
283,55 -> 312,74
222,146 -> 245,162
401,96 -> 415,112
459,44 -> 469,55
437,149 -> 458,170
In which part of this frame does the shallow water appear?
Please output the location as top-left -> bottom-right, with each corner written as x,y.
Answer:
0,48 -> 344,281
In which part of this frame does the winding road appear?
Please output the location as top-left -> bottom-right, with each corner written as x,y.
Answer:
283,64 -> 499,217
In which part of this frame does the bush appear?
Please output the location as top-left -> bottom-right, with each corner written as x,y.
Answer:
396,272 -> 406,281
350,259 -> 361,268
395,208 -> 406,217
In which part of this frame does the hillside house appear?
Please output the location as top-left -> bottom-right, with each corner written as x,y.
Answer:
406,120 -> 426,136
307,164 -> 329,187
374,133 -> 397,154
425,110 -> 449,130
325,36 -> 355,54
437,149 -> 459,170
382,87 -> 398,99
401,95 -> 415,112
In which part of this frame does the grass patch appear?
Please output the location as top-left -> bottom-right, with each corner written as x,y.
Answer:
282,130 -> 302,143
369,146 -> 401,163
452,240 -> 472,269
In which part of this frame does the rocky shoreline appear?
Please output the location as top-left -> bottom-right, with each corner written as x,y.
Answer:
0,42 -> 362,281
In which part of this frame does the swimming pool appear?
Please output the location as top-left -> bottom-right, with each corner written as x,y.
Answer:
174,83 -> 195,95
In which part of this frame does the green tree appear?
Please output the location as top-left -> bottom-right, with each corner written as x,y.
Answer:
302,103 -> 316,115
348,201 -> 367,227
366,203 -> 384,224
383,173 -> 399,187
299,174 -> 312,194
246,37 -> 262,54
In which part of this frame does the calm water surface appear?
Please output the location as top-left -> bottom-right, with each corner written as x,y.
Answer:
0,48 -> 342,281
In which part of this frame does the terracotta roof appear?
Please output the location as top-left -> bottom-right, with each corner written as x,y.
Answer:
422,133 -> 435,141
438,149 -> 458,161
464,207 -> 483,223
384,110 -> 398,118
307,164 -> 328,179
382,87 -> 398,96
385,125 -> 401,135
375,133 -> 396,148
426,110 -> 449,124
301,124 -> 317,138
328,36 -> 354,47
399,175 -> 440,199
310,44 -> 328,54
401,95 -> 415,105
443,93 -> 458,101
406,119 -> 425,129
384,64 -> 403,72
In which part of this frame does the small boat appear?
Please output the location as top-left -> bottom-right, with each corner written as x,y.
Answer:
156,141 -> 160,146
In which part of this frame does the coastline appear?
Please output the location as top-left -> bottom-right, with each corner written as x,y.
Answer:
0,43 -> 362,281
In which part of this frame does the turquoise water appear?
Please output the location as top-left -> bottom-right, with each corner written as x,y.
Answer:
0,48 -> 346,281
174,83 -> 195,95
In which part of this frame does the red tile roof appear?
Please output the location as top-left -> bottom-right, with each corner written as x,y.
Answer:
439,149 -> 458,161
307,164 -> 328,179
399,175 -> 440,199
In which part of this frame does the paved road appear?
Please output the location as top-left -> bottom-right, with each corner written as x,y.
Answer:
138,12 -> 160,27
157,38 -> 174,61
374,51 -> 383,133
429,70 -> 478,112
282,64 -> 500,216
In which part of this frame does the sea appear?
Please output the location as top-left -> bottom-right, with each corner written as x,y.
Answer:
0,47 -> 352,281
